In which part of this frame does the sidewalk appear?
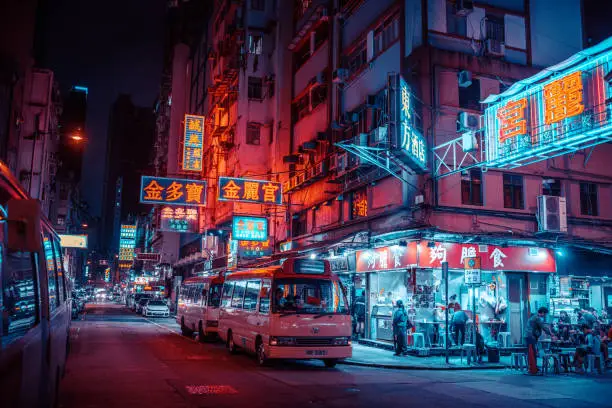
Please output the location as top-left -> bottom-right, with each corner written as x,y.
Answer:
341,343 -> 511,370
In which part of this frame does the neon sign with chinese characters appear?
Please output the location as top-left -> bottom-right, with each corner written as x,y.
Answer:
218,177 -> 282,205
182,114 -> 204,172
397,76 -> 427,171
352,190 -> 368,218
238,239 -> 272,258
159,206 -> 198,233
140,176 -> 206,206
232,216 -> 268,241
119,224 -> 136,261
484,38 -> 612,168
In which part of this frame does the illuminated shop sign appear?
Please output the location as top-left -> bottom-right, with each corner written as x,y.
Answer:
182,114 -> 205,172
356,242 -> 418,273
136,253 -> 161,262
397,76 -> 427,171
218,177 -> 282,205
227,236 -> 238,269
159,206 -> 198,233
59,234 -> 88,249
352,189 -> 368,218
484,38 -> 612,168
279,241 -> 293,252
119,224 -> 136,261
231,216 -> 268,241
238,239 -> 272,258
140,176 -> 206,206
43,237 -> 55,273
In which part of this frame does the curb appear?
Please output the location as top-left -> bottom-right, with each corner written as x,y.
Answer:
339,359 -> 509,371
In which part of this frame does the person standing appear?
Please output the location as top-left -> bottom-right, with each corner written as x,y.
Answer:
353,292 -> 366,339
525,307 -> 553,375
448,294 -> 461,312
451,309 -> 469,346
392,300 -> 409,356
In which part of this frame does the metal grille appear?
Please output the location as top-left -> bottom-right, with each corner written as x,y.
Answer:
294,337 -> 334,346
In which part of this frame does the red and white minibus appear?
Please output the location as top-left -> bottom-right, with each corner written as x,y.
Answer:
0,161 -> 71,407
176,273 -> 224,341
218,259 -> 352,367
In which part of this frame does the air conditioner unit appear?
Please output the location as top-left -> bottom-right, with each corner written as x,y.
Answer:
336,153 -> 348,176
332,68 -> 349,84
461,131 -> 477,152
454,0 -> 474,16
537,195 -> 568,233
458,112 -> 481,130
486,39 -> 505,57
371,125 -> 389,145
357,133 -> 368,146
458,70 -> 472,88
329,154 -> 338,172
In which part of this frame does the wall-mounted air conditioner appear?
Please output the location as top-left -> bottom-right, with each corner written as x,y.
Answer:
486,39 -> 505,57
461,131 -> 477,152
458,112 -> 481,130
371,126 -> 389,146
537,195 -> 568,233
455,0 -> 474,16
336,153 -> 348,176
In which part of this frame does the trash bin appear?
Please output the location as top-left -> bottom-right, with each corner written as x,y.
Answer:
487,347 -> 500,363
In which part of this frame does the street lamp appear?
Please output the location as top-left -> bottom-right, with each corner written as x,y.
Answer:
70,127 -> 86,142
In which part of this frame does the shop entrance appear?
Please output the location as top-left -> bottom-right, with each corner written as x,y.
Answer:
507,273 -> 528,346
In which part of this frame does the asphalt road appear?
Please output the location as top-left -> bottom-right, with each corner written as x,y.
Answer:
59,303 -> 612,408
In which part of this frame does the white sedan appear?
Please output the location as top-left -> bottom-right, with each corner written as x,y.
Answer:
143,300 -> 170,318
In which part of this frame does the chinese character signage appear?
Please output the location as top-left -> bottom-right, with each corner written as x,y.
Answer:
417,241 -> 556,272
352,189 -> 368,218
484,39 -> 612,169
159,206 -> 198,233
238,239 -> 272,258
59,234 -> 88,249
463,257 -> 481,284
182,114 -> 204,172
140,176 -> 206,206
136,253 -> 161,262
232,216 -> 268,241
355,243 -> 418,273
395,75 -> 427,172
218,177 -> 282,205
119,224 -> 136,261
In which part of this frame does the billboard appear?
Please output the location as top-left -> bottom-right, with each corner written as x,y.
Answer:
238,239 -> 272,258
140,176 -> 206,206
59,234 -> 88,249
232,216 -> 268,241
159,206 -> 198,233
119,224 -> 136,261
182,114 -> 205,172
483,38 -> 612,168
218,177 -> 282,205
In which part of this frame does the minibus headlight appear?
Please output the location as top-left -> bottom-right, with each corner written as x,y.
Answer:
333,337 -> 351,346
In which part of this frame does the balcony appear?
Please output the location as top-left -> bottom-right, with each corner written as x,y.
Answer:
290,0 -> 329,51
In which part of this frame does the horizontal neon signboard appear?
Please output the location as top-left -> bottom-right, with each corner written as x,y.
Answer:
232,216 -> 268,241
140,176 -> 207,206
59,234 -> 88,249
218,177 -> 282,205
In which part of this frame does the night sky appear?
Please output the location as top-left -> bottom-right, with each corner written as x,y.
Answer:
42,0 -> 167,217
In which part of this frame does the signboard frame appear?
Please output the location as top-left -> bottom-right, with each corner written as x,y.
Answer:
140,176 -> 207,207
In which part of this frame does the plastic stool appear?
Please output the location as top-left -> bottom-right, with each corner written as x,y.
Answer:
411,332 -> 426,349
510,353 -> 528,370
541,354 -> 561,375
461,344 -> 476,365
498,332 -> 511,348
558,352 -> 573,373
587,354 -> 603,374
438,331 -> 448,348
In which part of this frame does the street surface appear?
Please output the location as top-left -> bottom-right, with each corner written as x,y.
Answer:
59,303 -> 612,408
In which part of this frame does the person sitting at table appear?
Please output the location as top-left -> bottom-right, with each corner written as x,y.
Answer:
558,311 -> 571,325
557,324 -> 572,343
576,308 -> 597,329
574,324 -> 602,373
448,294 -> 461,312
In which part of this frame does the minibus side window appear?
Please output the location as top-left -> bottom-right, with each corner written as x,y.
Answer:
231,280 -> 246,309
243,281 -> 260,311
193,284 -> 202,304
258,279 -> 271,314
43,235 -> 58,312
51,238 -> 66,304
221,282 -> 234,308
1,218 -> 40,347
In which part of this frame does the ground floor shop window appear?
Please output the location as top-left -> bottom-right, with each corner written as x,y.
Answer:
366,271 -> 410,342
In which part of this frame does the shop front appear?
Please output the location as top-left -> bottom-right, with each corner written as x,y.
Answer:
351,240 -> 556,348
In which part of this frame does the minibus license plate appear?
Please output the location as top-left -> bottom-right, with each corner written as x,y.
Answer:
306,350 -> 327,356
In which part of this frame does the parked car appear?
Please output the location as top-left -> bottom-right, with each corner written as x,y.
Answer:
131,294 -> 150,311
136,297 -> 151,314
143,300 -> 170,318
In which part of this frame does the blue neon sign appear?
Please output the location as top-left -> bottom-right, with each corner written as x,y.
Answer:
232,216 -> 268,242
398,76 -> 427,171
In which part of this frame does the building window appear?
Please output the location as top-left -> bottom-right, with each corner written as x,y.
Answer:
542,179 -> 562,196
248,34 -> 263,54
251,0 -> 265,11
503,174 -> 524,209
292,82 -> 328,123
459,78 -> 481,111
461,169 -> 483,206
346,43 -> 367,78
486,13 -> 505,42
373,14 -> 399,56
246,123 -> 261,145
57,215 -> 65,225
292,211 -> 308,237
248,77 -> 263,100
580,182 -> 598,216
446,1 -> 467,37
59,184 -> 69,201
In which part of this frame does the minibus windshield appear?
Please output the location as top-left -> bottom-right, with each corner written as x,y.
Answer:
272,278 -> 349,315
